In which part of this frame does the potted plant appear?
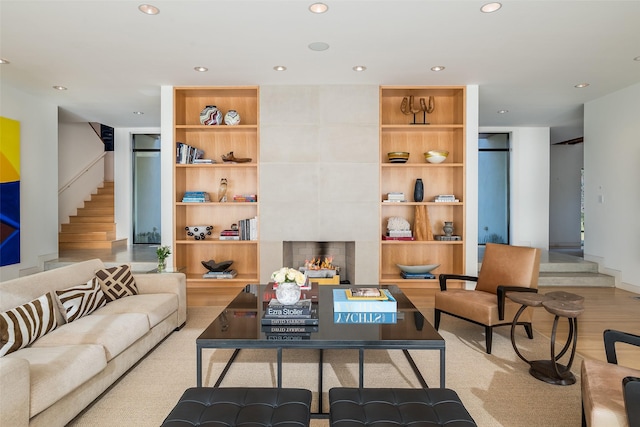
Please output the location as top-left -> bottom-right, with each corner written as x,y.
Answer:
156,245 -> 171,271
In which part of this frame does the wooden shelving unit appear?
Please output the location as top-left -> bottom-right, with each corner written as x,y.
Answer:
173,86 -> 259,289
379,86 -> 466,288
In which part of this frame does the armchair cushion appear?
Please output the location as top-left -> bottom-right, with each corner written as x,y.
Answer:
475,243 -> 541,294
436,289 -> 533,326
581,359 -> 640,427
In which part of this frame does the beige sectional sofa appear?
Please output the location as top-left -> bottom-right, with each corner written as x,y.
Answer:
0,259 -> 186,427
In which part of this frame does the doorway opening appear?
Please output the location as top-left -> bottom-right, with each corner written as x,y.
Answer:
478,133 -> 510,248
132,134 -> 161,244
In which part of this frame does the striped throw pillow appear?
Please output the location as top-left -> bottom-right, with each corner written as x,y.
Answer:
95,264 -> 138,302
0,293 -> 58,357
55,278 -> 107,322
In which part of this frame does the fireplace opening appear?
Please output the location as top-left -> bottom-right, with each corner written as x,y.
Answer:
283,241 -> 355,284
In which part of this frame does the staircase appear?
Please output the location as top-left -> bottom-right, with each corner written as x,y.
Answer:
59,181 -> 127,250
538,255 -> 615,287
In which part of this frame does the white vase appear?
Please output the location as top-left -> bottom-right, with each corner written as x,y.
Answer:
224,109 -> 241,126
275,282 -> 301,305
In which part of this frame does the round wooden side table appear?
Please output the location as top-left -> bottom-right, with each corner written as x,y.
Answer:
507,291 -> 584,386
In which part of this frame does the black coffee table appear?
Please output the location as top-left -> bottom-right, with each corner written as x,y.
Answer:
196,284 -> 445,413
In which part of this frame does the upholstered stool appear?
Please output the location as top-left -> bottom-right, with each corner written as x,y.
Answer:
329,387 -> 477,426
161,387 -> 312,427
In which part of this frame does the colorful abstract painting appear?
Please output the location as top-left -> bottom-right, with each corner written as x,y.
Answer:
0,117 -> 20,266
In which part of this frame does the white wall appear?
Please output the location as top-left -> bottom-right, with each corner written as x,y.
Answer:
0,83 -> 59,280
549,143 -> 583,248
58,121 -> 104,224
478,127 -> 550,250
584,83 -> 640,293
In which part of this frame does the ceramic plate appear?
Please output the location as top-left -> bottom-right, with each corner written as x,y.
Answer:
389,158 -> 408,163
396,264 -> 440,273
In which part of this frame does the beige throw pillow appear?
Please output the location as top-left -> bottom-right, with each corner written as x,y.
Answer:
55,278 -> 107,322
0,293 -> 58,357
95,264 -> 138,302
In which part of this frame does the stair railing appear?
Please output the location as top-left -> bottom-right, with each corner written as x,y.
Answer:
58,152 -> 107,195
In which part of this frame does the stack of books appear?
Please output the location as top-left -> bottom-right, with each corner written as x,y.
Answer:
434,194 -> 459,203
233,194 -> 257,202
400,271 -> 435,280
386,229 -> 413,239
202,269 -> 238,279
261,299 -> 318,340
332,287 -> 397,323
219,229 -> 240,240
192,158 -> 215,164
182,191 -> 210,203
383,192 -> 406,203
237,217 -> 258,240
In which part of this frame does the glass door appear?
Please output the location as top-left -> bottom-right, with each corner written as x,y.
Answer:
132,134 -> 161,244
478,133 -> 510,246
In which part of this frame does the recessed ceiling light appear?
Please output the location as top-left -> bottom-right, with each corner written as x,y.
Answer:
309,3 -> 328,14
575,83 -> 590,88
273,65 -> 287,71
138,4 -> 159,15
133,111 -> 144,115
633,56 -> 640,61
308,42 -> 330,51
52,85 -> 67,91
480,2 -> 502,13
194,66 -> 208,72
0,58 -> 10,64
352,65 -> 367,72
431,66 -> 445,72
497,109 -> 508,114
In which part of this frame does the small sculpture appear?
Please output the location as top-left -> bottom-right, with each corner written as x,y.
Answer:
387,216 -> 411,231
218,178 -> 227,202
201,259 -> 233,272
400,96 -> 435,125
221,151 -> 251,163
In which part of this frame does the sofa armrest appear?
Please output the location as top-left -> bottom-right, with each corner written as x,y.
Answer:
624,376 -> 640,426
0,357 -> 30,427
133,272 -> 187,327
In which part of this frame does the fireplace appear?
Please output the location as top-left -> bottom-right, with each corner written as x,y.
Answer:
283,241 -> 355,284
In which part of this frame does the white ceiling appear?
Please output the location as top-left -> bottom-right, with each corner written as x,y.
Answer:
2,0 -> 639,143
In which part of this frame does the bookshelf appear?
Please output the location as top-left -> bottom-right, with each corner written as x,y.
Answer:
173,86 -> 259,288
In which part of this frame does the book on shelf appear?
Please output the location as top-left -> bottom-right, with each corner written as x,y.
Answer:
220,230 -> 240,236
400,271 -> 435,280
434,194 -> 459,202
434,235 -> 462,241
202,269 -> 238,279
265,333 -> 312,340
219,235 -> 240,241
333,311 -> 397,324
382,234 -> 415,241
233,194 -> 257,202
387,230 -> 413,238
261,325 -> 319,334
192,158 -> 215,164
346,287 -> 389,300
182,191 -> 210,203
176,142 -> 205,164
332,289 -> 397,312
261,308 -> 319,326
264,299 -> 312,318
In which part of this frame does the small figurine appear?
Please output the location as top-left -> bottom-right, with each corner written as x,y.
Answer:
218,178 -> 227,202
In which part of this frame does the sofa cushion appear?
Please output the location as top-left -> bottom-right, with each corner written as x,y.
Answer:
0,293 -> 58,357
93,293 -> 178,328
4,344 -> 107,418
55,278 -> 107,323
95,264 -> 138,302
31,313 -> 149,361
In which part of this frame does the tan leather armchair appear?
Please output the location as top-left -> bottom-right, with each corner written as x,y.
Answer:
434,243 -> 541,354
581,329 -> 640,427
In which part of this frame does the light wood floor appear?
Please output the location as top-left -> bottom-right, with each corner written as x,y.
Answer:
189,285 -> 640,370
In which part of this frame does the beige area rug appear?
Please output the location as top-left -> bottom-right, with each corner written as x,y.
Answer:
69,307 -> 583,427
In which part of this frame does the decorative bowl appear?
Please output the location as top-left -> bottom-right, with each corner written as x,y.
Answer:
396,263 -> 440,274
388,151 -> 410,163
185,225 -> 213,240
201,259 -> 233,272
424,150 -> 449,164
